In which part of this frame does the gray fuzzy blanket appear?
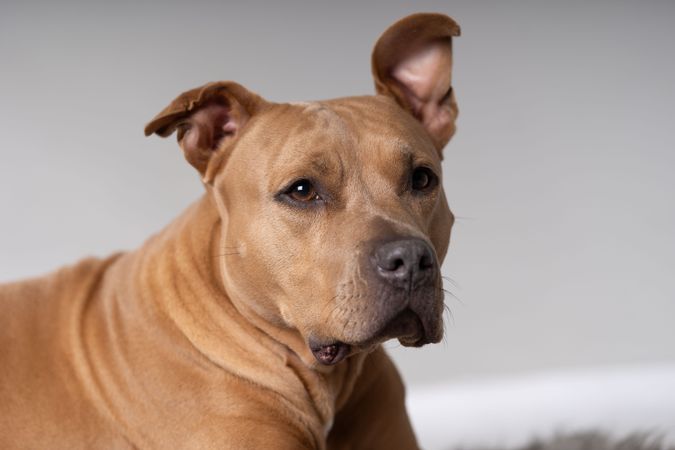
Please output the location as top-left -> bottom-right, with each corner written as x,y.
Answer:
455,432 -> 675,450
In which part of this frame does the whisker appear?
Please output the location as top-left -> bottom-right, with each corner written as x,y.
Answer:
443,303 -> 455,326
439,282 -> 464,306
439,303 -> 455,346
453,215 -> 477,222
341,315 -> 350,338
320,291 -> 343,316
320,279 -> 362,323
441,275 -> 460,289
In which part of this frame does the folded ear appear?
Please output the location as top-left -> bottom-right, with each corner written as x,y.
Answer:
372,13 -> 461,156
145,81 -> 264,182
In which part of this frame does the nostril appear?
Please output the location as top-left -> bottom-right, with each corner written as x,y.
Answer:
419,253 -> 434,270
379,256 -> 407,275
391,258 -> 405,271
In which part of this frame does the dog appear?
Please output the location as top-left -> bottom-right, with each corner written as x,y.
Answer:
0,13 -> 460,449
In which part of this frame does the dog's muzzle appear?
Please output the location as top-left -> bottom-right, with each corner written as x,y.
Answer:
309,237 -> 441,365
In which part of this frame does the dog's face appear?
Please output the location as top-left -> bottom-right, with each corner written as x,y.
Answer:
145,13 -> 460,365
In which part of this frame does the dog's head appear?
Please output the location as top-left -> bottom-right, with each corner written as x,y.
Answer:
145,13 -> 460,365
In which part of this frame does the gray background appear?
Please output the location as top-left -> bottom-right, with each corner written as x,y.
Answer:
1,0 -> 674,386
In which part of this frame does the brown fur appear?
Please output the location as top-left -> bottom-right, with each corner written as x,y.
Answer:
0,13 -> 460,449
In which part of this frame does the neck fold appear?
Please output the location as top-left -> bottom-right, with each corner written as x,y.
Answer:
99,194 -> 364,440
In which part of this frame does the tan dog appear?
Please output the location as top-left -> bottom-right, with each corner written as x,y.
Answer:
0,13 -> 459,449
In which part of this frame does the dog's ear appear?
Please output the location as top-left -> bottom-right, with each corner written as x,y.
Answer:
145,81 -> 264,182
372,13 -> 460,156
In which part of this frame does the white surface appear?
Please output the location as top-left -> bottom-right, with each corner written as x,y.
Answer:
407,364 -> 675,449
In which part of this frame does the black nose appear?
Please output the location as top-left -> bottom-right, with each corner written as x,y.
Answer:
374,238 -> 436,287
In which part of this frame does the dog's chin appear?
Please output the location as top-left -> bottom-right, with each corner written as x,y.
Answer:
309,308 -> 441,366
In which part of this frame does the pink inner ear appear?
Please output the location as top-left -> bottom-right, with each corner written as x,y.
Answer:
182,101 -> 236,154
392,40 -> 453,108
391,40 -> 455,142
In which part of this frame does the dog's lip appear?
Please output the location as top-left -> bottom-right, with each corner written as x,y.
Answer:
308,308 -> 432,364
379,308 -> 426,345
309,340 -> 351,366
349,308 -> 427,350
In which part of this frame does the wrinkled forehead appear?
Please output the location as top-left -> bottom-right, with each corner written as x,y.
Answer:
257,96 -> 440,176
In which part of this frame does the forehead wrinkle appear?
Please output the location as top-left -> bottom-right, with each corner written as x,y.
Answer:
388,139 -> 415,164
303,102 -> 355,185
289,101 -> 352,142
265,102 -> 352,188
326,96 -> 440,161
310,157 -> 332,176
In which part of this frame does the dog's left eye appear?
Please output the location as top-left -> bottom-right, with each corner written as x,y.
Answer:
284,179 -> 321,203
411,167 -> 438,192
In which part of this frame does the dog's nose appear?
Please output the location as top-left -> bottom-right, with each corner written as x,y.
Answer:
374,238 -> 436,287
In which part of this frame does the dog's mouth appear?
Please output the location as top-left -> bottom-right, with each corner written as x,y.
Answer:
309,308 -> 432,365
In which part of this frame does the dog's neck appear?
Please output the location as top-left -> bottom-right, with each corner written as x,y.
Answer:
104,193 -> 365,438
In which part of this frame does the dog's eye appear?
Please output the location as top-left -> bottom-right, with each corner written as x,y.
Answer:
286,179 -> 321,202
411,167 -> 438,192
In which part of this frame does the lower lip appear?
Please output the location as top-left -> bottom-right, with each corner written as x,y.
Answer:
385,308 -> 425,338
310,342 -> 350,365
